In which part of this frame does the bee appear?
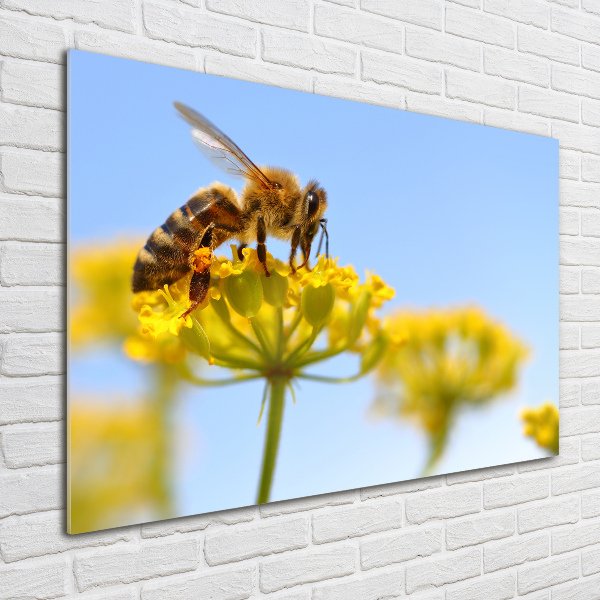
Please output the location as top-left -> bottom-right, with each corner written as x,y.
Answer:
132,102 -> 329,319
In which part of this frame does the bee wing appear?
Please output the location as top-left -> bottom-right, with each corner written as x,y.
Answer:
174,101 -> 273,189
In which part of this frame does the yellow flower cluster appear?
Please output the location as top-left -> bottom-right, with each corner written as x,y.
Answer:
373,306 -> 528,474
69,399 -> 171,534
520,402 -> 559,454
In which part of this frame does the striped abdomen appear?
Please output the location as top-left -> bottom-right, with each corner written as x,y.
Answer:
132,184 -> 241,293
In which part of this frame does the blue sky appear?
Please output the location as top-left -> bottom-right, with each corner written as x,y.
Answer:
69,50 -> 558,519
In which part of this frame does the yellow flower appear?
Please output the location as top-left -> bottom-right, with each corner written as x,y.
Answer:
520,402 -> 559,454
373,305 -> 528,474
139,285 -> 194,338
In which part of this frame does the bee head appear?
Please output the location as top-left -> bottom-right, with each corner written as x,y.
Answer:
302,180 -> 327,238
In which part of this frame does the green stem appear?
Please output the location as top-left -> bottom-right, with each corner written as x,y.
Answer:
297,372 -> 364,384
176,364 -> 261,387
250,317 -> 274,360
257,377 -> 287,504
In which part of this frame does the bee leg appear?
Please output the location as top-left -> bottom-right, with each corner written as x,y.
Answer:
256,215 -> 271,277
237,244 -> 247,261
316,219 -> 329,258
180,223 -> 214,319
297,240 -> 312,270
288,226 -> 301,274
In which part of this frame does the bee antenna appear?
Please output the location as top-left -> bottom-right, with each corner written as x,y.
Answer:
316,219 -> 329,258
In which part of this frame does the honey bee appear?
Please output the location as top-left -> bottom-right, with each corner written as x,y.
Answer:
132,102 -> 329,319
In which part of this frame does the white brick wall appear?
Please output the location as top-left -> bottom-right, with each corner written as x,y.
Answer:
0,1 -> 599,598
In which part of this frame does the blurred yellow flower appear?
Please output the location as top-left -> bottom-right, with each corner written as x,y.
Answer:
373,306 -> 528,474
520,402 -> 559,454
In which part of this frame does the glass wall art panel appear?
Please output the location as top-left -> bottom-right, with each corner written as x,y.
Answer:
68,50 -> 558,534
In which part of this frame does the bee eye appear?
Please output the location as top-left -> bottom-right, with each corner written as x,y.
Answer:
273,182 -> 282,189
306,191 -> 319,218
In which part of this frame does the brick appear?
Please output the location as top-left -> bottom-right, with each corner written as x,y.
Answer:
582,380 -> 600,404
583,269 -> 600,293
405,548 -> 480,594
1,421 -> 63,468
582,211 -> 600,237
553,578 -> 600,600
312,499 -> 402,543
582,98 -> 600,127
0,242 -> 64,285
361,0 -> 443,30
0,195 -> 64,242
583,325 -> 600,348
0,14 -> 66,63
560,406 -> 600,434
0,464 -> 61,518
561,237 -> 600,264
583,491 -> 600,519
518,496 -> 579,534
560,323 -> 579,349
559,380 -> 580,407
206,55 -> 311,93
448,0 -> 481,6
0,104 -> 65,151
360,526 -> 442,569
3,0 -> 136,33
552,122 -> 600,155
560,151 -> 580,181
446,511 -> 515,550
553,464 -> 600,494
0,376 -> 63,424
361,52 -> 442,93
0,556 -> 68,600
484,532 -> 548,573
560,267 -> 579,294
446,464 -> 515,485
0,287 -> 63,333
1,151 -> 63,197
446,572 -> 515,600
260,544 -> 356,593
446,5 -> 514,48
483,108 -> 549,136
582,545 -> 600,575
553,521 -> 600,555
485,47 -> 548,87
1,333 -> 65,376
205,516 -> 308,565
553,64 -> 600,101
406,28 -> 480,71
560,351 -> 600,377
552,8 -> 600,46
75,31 -> 197,72
141,505 -> 255,537
260,490 -> 355,517
0,510 -> 132,563
141,565 -> 254,600
561,181 -> 600,209
560,208 -> 579,234
583,44 -> 600,72
487,0 -> 548,27
518,87 -> 579,123
262,29 -> 356,75
74,539 -> 199,591
312,569 -> 403,600
583,436 -> 600,462
585,0 -> 600,17
143,3 -> 256,58
315,77 -> 403,109
0,60 -> 64,111
517,554 -> 579,594
406,95 -> 481,124
206,0 -> 310,32
406,485 -> 481,524
518,437 -> 579,472
447,70 -> 515,109
314,4 -> 403,54
582,154 -> 600,182
484,474 -> 548,508
518,26 -> 580,66
562,296 -> 600,321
